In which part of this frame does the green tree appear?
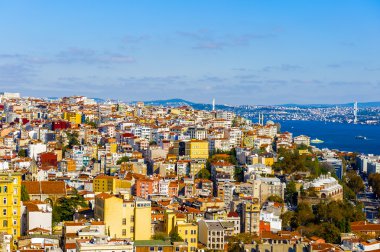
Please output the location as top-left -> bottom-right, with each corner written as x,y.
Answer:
52,194 -> 87,225
65,132 -> 80,149
342,182 -> 356,201
227,233 -> 256,252
320,162 -> 335,175
234,166 -> 244,182
285,181 -> 298,206
312,223 -> 341,243
170,232 -> 184,242
267,195 -> 284,203
197,168 -> 211,179
18,149 -> 27,157
273,148 -> 308,174
281,211 -> 294,230
116,156 -> 130,165
295,203 -> 314,226
369,173 -> 380,198
21,184 -> 30,201
346,171 -> 364,194
85,120 -> 98,128
153,232 -> 169,240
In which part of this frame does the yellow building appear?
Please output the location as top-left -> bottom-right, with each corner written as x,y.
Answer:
63,112 -> 83,124
110,143 -> 118,154
94,193 -> 151,240
60,158 -> 76,172
164,210 -> 198,252
185,140 -> 209,160
260,156 -> 274,166
0,172 -> 21,246
170,108 -> 181,115
189,161 -> 205,177
298,149 -> 310,155
93,175 -> 131,195
242,199 -> 260,234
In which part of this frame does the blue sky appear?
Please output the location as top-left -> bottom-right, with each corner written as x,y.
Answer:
0,0 -> 379,105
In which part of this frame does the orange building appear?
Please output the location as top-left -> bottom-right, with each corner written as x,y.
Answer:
59,158 -> 76,172
260,221 -> 271,234
135,178 -> 154,198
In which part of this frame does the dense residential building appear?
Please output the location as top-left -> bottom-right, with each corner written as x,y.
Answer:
93,174 -> 131,194
293,135 -> 311,146
198,220 -> 225,250
0,172 -> 21,246
0,94 -> 372,251
94,193 -> 152,240
241,199 -> 261,235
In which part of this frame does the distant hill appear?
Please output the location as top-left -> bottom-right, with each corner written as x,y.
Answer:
137,98 -> 236,111
278,102 -> 380,108
141,98 -> 197,106
91,97 -> 106,103
139,98 -> 380,110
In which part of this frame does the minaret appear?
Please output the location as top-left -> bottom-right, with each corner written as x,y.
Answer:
354,101 -> 358,124
257,113 -> 264,125
212,98 -> 215,111
258,113 -> 262,125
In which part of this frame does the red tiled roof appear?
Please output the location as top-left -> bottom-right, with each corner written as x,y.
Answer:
227,212 -> 239,217
22,181 -> 66,195
95,192 -> 113,200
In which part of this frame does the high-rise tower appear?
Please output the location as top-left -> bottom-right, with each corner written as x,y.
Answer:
212,98 -> 215,111
354,101 -> 358,124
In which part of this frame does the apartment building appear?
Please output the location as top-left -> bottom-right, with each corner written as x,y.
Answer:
0,172 -> 21,246
94,193 -> 152,240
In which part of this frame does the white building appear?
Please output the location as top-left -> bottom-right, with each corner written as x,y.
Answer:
247,175 -> 286,204
198,220 -> 225,250
368,161 -> 380,175
21,201 -> 52,235
260,202 -> 282,233
28,142 -> 47,160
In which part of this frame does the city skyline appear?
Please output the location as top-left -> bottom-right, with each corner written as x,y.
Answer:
0,1 -> 380,105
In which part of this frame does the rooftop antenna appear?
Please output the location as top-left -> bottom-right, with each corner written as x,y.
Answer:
354,101 -> 358,124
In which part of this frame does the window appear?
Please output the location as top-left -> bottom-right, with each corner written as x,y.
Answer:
3,220 -> 7,227
3,209 -> 6,216
185,230 -> 188,235
122,218 -> 126,225
13,199 -> 17,205
149,247 -> 155,252
122,229 -> 126,236
13,229 -> 16,235
13,220 -> 16,225
130,215 -> 134,222
3,198 -> 6,204
4,186 -> 7,193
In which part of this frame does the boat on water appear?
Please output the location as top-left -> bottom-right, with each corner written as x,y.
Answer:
311,138 -> 324,144
355,135 -> 367,140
